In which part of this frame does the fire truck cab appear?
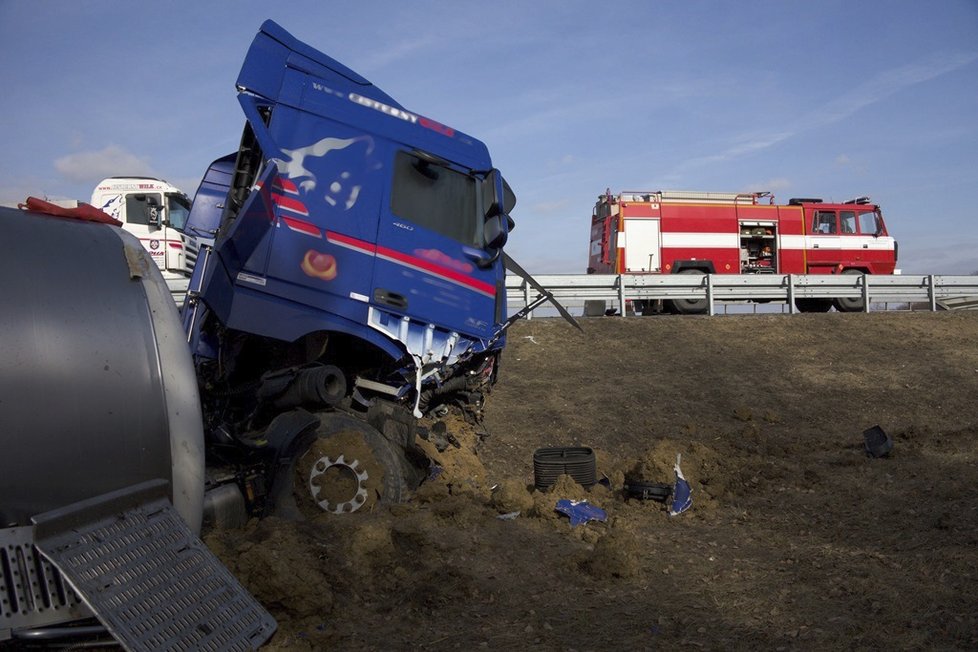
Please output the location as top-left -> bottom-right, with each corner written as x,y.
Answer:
587,190 -> 897,313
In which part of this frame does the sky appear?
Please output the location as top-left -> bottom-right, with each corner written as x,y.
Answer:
1,0 -> 976,275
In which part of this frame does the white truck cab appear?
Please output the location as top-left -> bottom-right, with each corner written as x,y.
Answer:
91,177 -> 199,281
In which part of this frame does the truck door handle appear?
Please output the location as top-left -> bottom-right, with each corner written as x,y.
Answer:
813,244 -> 820,248
373,288 -> 408,310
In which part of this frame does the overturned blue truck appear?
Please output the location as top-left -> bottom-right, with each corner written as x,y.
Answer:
0,20 -> 575,648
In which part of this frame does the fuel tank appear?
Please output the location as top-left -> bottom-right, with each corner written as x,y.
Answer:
0,205 -> 205,532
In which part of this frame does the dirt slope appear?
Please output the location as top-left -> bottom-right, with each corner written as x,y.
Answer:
207,312 -> 978,650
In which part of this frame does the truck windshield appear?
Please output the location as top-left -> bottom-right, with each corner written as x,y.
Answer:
390,151 -> 480,247
167,194 -> 192,232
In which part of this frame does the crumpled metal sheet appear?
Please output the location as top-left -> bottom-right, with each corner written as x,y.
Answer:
555,499 -> 607,526
669,454 -> 693,516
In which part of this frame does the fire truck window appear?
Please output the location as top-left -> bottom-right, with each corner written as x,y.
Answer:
840,211 -> 857,234
813,210 -> 837,234
857,211 -> 878,234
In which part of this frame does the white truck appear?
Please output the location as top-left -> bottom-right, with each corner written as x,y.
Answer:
91,176 -> 199,303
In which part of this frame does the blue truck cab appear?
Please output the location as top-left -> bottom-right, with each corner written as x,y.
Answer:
184,21 -> 514,426
179,22 -> 517,516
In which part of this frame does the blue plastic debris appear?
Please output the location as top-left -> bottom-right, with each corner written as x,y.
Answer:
555,499 -> 607,526
669,454 -> 693,516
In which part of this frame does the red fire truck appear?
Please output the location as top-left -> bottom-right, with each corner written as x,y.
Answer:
587,190 -> 897,313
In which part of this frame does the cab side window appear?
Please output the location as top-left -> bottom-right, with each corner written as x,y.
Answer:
840,211 -> 857,234
812,210 -> 837,234
125,193 -> 162,226
390,151 -> 479,246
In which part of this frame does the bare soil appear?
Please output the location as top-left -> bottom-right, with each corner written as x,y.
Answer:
206,312 -> 978,650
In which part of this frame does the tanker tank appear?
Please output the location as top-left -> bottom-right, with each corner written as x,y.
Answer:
0,204 -> 205,531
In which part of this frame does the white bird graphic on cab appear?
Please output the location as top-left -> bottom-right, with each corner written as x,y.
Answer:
270,136 -> 370,193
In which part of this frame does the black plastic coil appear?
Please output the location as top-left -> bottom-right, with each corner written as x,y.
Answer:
533,447 -> 597,490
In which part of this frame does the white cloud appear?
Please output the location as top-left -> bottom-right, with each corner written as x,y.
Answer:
0,177 -> 75,207
54,146 -> 155,184
835,154 -> 851,166
529,198 -> 572,215
675,50 -> 978,171
742,178 -> 791,194
355,36 -> 436,73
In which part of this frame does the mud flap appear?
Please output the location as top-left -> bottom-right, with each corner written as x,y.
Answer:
30,479 -> 276,651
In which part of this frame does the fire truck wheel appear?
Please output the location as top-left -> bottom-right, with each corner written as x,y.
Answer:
794,298 -> 833,313
668,269 -> 709,315
833,270 -> 867,312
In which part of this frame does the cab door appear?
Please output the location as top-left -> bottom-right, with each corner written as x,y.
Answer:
805,208 -> 842,272
372,149 -> 499,339
122,192 -> 167,271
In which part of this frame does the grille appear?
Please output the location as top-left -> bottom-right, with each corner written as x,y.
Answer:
1,526 -> 88,634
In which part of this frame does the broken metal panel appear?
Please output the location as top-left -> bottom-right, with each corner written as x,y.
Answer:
31,480 -> 276,652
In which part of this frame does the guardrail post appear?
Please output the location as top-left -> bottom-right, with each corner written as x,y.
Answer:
617,275 -> 626,317
786,274 -> 796,314
524,280 -> 532,321
706,274 -> 715,316
862,274 -> 870,313
929,275 -> 937,312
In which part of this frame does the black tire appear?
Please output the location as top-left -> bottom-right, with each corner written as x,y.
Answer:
269,412 -> 407,518
794,298 -> 833,313
667,269 -> 709,314
834,269 -> 867,312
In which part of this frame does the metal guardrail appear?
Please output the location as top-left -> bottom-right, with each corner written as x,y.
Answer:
164,273 -> 977,315
505,273 -> 978,315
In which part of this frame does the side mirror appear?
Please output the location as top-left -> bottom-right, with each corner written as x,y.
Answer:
483,169 -> 517,219
484,214 -> 508,251
145,197 -> 162,231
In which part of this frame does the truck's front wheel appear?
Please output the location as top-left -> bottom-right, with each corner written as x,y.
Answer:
269,412 -> 408,518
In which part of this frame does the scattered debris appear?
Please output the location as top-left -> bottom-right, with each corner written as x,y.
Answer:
669,455 -> 692,516
863,425 -> 893,458
419,421 -> 461,453
623,480 -> 673,503
533,447 -> 597,490
555,499 -> 607,526
496,511 -> 521,520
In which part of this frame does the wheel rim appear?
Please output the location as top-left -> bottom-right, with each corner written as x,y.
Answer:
308,454 -> 370,513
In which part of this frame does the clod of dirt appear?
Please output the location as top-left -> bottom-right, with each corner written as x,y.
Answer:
581,524 -> 643,579
490,477 -> 535,514
624,439 -> 729,509
312,514 -> 395,576
205,517 -> 334,626
528,473 -> 600,522
733,406 -> 754,422
415,411 -> 492,500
